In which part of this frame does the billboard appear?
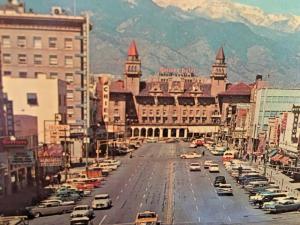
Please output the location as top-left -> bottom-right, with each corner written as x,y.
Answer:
9,150 -> 34,165
38,144 -> 63,167
45,124 -> 70,144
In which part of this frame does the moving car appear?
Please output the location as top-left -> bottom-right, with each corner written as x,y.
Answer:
189,163 -> 201,171
214,176 -> 226,187
204,160 -> 213,169
180,152 -> 201,159
70,205 -> 94,219
70,216 -> 94,225
209,164 -> 220,173
92,194 -> 112,209
216,183 -> 233,196
135,211 -> 161,225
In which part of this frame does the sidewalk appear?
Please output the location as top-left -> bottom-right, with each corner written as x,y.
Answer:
251,163 -> 300,197
0,186 -> 40,216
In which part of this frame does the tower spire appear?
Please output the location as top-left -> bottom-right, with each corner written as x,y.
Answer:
216,46 -> 225,62
128,40 -> 139,57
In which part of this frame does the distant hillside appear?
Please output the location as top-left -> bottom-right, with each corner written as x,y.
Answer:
9,0 -> 300,86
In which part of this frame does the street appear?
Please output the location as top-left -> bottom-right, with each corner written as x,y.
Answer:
29,142 -> 300,225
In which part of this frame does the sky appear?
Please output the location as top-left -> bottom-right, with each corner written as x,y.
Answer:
233,0 -> 300,15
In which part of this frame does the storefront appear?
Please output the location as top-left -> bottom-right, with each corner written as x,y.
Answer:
0,138 -> 35,196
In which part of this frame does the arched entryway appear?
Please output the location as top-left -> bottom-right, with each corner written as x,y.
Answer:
127,128 -> 133,137
154,128 -> 160,137
147,128 -> 153,137
141,128 -> 146,137
133,128 -> 139,137
163,128 -> 168,137
171,128 -> 176,137
179,128 -> 185,137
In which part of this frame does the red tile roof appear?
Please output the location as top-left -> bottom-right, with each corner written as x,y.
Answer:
128,40 -> 139,57
219,82 -> 251,96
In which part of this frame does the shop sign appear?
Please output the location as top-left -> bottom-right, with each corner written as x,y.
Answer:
2,139 -> 28,146
38,144 -> 63,167
9,150 -> 34,165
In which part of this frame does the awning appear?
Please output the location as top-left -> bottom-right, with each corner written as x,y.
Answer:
188,126 -> 219,133
279,156 -> 291,165
271,154 -> 284,162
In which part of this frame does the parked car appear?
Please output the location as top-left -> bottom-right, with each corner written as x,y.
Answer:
216,183 -> 233,196
70,205 -> 94,219
214,176 -> 226,187
269,201 -> 300,214
209,164 -> 220,173
92,194 -> 112,209
27,201 -> 74,218
180,152 -> 201,159
189,163 -> 201,171
251,192 -> 288,208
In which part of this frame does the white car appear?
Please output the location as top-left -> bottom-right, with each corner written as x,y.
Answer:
98,163 -> 118,170
180,152 -> 201,159
217,183 -> 233,195
204,160 -> 213,169
189,163 -> 201,171
92,194 -> 112,209
209,164 -> 220,173
70,205 -> 94,219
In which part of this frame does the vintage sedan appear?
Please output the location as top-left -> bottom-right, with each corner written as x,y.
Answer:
180,152 -> 201,159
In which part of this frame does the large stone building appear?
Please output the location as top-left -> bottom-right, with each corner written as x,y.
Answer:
0,0 -> 91,141
97,41 -> 236,139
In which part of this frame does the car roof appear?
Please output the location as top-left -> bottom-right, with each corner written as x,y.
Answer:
95,194 -> 109,197
75,204 -> 89,208
70,216 -> 90,221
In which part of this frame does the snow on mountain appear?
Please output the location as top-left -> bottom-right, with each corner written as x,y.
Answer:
152,0 -> 300,33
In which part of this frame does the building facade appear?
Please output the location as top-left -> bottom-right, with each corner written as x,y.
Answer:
96,41 -> 241,139
0,0 -> 91,139
3,74 -> 67,143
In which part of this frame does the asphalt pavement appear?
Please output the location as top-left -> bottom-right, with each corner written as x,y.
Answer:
28,142 -> 300,225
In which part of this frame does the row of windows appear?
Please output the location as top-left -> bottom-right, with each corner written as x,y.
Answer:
141,109 -> 217,116
2,35 -> 73,50
3,53 -> 74,67
140,117 -> 220,124
3,71 -> 74,81
28,93 -> 67,107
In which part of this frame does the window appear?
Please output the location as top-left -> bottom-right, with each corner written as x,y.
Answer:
173,110 -> 177,116
17,36 -> 26,48
3,71 -> 11,76
2,36 -> 10,48
65,56 -> 73,67
156,110 -> 160,115
49,55 -> 58,65
114,101 -> 119,106
64,38 -> 73,49
172,117 -> 177,123
18,54 -> 27,64
27,93 -> 38,105
3,54 -> 11,64
34,54 -> 42,65
142,109 -> 146,115
149,110 -> 153,115
33,37 -> 42,49
65,73 -> 74,82
114,109 -> 119,115
19,72 -> 27,78
48,37 -> 57,48
183,110 -> 187,116
50,72 -> 58,79
66,90 -> 74,99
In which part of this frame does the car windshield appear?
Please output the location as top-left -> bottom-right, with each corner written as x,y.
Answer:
74,206 -> 88,210
138,213 -> 156,219
95,196 -> 108,199
191,163 -> 200,166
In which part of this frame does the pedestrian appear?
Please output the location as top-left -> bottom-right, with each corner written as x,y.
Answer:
57,173 -> 61,184
202,150 -> 205,156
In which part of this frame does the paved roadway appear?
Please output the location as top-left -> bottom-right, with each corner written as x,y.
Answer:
29,142 -> 300,225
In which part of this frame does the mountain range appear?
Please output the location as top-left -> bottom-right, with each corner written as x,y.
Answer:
13,0 -> 300,86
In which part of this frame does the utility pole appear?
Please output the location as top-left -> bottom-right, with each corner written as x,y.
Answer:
263,126 -> 272,176
63,129 -> 68,181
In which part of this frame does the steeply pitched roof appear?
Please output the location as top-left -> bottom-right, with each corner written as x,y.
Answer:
219,82 -> 251,96
216,47 -> 225,60
128,40 -> 139,57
